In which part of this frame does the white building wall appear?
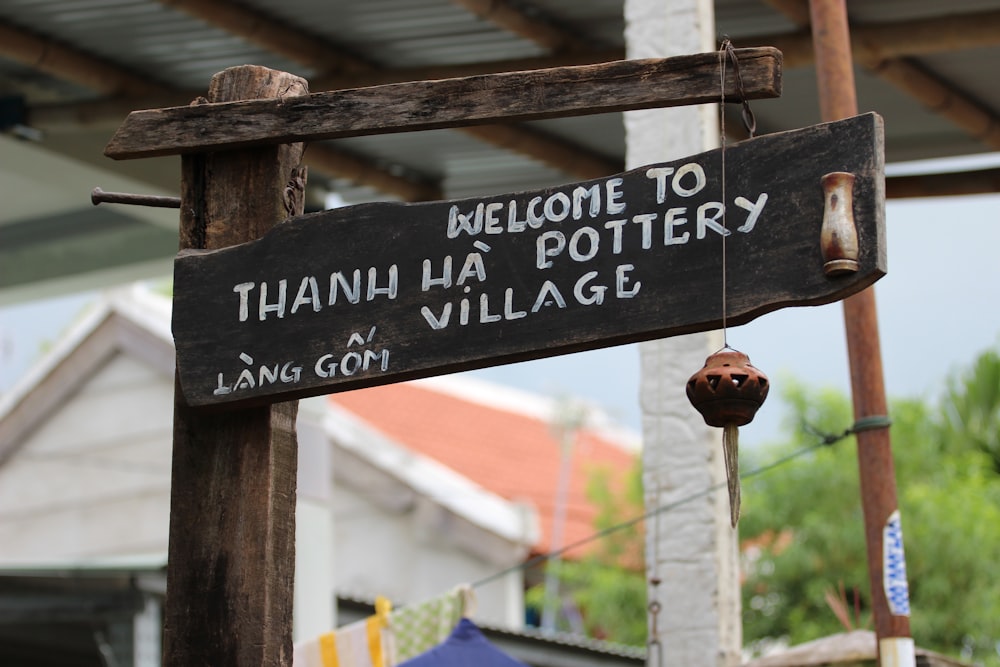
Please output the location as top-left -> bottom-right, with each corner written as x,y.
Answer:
0,339 -> 527,634
332,474 -> 524,629
0,353 -> 173,564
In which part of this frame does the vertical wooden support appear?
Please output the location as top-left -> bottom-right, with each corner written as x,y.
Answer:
808,2 -> 915,666
164,65 -> 308,667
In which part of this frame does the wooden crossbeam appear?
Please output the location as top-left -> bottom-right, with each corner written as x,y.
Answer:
886,166 -> 1000,199
159,0 -> 623,184
0,20 -> 163,97
105,48 -> 782,159
310,49 -> 628,91
153,0 -> 372,73
0,24 -> 437,201
750,8 -> 1000,67
449,0 -> 596,52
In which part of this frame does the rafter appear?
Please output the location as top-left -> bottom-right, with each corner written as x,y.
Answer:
303,148 -> 443,202
0,21 -> 434,201
448,0 -> 594,52
886,167 -> 1000,199
0,21 -> 162,97
749,8 -> 1000,68
156,0 -> 371,73
758,1 -> 1000,152
156,0 -> 620,183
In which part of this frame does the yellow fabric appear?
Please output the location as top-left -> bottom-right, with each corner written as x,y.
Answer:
319,632 -> 338,667
366,615 -> 384,667
366,597 -> 392,667
294,595 -> 396,667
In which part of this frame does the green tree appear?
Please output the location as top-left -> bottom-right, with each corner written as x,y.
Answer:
741,356 -> 1000,666
526,458 -> 648,646
940,348 -> 1000,473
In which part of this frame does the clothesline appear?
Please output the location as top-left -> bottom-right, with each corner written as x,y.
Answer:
471,425 -> 851,589
297,421 -> 856,667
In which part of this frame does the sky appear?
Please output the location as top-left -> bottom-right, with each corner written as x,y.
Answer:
2,174 -> 1000,449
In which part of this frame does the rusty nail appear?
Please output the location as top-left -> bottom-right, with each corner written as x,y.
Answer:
91,187 -> 181,209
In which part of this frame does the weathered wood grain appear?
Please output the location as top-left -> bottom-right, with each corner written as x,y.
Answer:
164,65 -> 305,667
105,48 -> 782,159
173,113 -> 885,409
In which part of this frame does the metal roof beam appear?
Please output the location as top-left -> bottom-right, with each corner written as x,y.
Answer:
759,1 -> 1000,151
0,22 -> 437,201
155,0 -> 372,74
0,19 -> 162,97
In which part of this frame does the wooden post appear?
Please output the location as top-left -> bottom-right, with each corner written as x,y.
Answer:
164,65 -> 308,667
808,2 -> 915,666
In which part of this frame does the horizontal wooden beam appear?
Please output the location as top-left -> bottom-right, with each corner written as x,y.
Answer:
757,2 -> 1000,157
29,50 -> 628,129
105,48 -> 782,159
886,167 -> 1000,198
311,49 -> 628,91
304,144 -> 443,202
156,0 -> 371,74
872,58 -> 1000,151
749,8 -> 1000,68
151,0 -> 624,188
0,19 -> 163,97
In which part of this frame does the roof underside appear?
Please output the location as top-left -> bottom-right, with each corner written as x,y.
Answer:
2,0 -> 1000,303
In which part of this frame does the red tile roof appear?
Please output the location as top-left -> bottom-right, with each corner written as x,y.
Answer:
329,376 -> 638,558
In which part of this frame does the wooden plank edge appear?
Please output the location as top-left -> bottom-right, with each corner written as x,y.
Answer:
105,48 -> 782,159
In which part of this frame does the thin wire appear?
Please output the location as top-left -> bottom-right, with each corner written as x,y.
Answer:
719,40 -> 730,346
470,421 -> 865,590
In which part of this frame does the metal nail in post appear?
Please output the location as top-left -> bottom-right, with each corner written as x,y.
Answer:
91,187 -> 181,209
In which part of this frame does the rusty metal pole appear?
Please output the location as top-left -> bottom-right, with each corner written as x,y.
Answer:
807,1 -> 915,666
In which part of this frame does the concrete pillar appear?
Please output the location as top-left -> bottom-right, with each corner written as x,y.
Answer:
623,1 -> 743,666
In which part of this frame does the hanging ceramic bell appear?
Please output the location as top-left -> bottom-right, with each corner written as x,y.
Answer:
686,347 -> 769,527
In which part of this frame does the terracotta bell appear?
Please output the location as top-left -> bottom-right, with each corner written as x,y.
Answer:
687,347 -> 769,528
686,347 -> 769,427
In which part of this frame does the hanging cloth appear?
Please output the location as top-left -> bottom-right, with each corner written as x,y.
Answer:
294,597 -> 393,667
386,586 -> 466,663
395,618 -> 529,667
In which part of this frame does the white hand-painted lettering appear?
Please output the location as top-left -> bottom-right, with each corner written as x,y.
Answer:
213,351 -> 303,395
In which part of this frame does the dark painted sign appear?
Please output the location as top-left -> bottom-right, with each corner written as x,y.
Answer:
173,113 -> 885,408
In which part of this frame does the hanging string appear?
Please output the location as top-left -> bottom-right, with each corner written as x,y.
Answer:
717,39 -> 758,348
718,40 -> 735,524
719,41 -> 730,346
646,481 -> 665,667
469,419 -> 869,591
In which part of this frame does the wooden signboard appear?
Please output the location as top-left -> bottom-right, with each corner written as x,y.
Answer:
173,112 -> 884,408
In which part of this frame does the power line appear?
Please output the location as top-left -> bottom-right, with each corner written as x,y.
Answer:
470,420 -> 872,590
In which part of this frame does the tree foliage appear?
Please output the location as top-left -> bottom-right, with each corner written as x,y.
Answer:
741,351 -> 1000,666
526,457 -> 648,646
528,347 -> 1000,663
